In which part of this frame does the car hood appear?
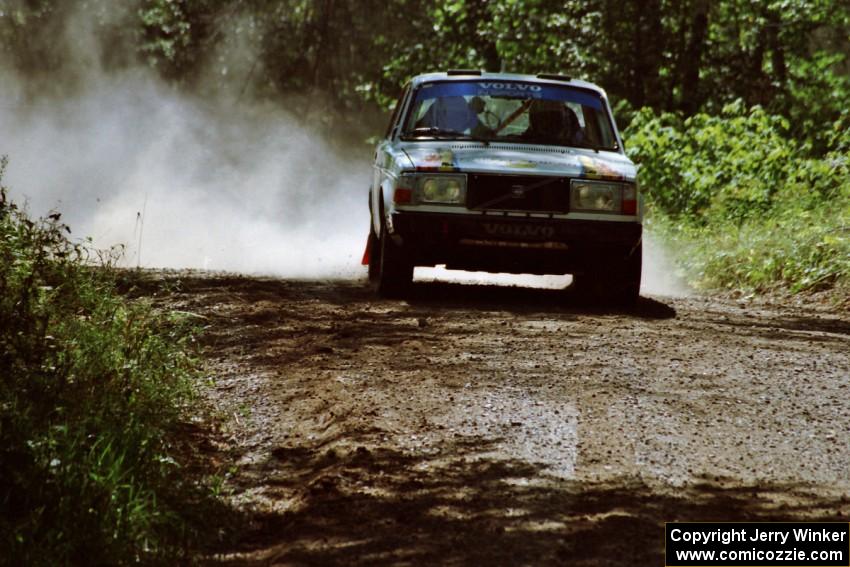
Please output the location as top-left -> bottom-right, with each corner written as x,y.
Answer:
401,143 -> 636,182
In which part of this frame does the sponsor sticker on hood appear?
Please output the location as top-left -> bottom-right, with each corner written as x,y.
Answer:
579,155 -> 626,181
408,148 -> 458,172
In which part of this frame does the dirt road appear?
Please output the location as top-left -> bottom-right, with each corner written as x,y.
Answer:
150,274 -> 850,565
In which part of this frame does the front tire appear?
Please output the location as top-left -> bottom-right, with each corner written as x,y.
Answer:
376,221 -> 413,298
573,243 -> 642,306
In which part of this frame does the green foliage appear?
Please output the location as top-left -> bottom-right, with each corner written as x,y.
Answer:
5,0 -> 850,145
0,1 -> 138,83
626,103 -> 794,221
652,205 -> 849,295
626,108 -> 850,296
0,0 -> 69,73
138,0 -> 198,75
789,52 -> 850,153
0,157 -> 214,564
486,0 -> 596,75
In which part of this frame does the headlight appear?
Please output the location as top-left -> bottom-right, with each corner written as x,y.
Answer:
414,174 -> 467,205
570,180 -> 636,214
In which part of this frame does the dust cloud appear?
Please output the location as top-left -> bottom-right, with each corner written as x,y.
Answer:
0,0 -> 371,276
642,234 -> 691,297
0,70 -> 370,277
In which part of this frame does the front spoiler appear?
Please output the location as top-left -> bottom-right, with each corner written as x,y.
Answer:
389,212 -> 641,275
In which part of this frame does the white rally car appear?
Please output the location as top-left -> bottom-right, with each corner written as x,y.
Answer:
365,70 -> 642,303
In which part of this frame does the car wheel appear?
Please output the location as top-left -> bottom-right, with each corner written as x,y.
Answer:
618,242 -> 642,305
376,220 -> 413,298
573,243 -> 642,306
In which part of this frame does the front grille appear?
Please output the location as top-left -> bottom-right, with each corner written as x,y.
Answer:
466,174 -> 570,213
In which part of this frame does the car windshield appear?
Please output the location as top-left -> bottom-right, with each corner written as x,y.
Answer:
400,80 -> 619,150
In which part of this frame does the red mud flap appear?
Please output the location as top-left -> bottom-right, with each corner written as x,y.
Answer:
361,235 -> 371,265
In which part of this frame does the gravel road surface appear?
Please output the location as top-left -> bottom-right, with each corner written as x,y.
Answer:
147,274 -> 850,565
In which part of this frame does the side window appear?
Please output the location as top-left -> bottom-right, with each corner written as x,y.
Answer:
384,84 -> 410,139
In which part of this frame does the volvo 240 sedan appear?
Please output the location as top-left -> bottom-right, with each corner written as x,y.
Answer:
365,70 -> 642,303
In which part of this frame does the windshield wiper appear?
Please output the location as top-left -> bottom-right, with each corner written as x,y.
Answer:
519,138 -> 614,152
403,127 -> 492,146
572,140 -> 602,153
403,126 -> 468,139
467,135 -> 492,146
513,136 -> 564,146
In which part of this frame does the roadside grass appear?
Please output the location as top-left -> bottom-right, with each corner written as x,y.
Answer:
0,156 -> 233,565
626,103 -> 850,302
647,208 -> 850,298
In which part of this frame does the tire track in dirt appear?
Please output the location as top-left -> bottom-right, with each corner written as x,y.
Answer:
145,274 -> 850,565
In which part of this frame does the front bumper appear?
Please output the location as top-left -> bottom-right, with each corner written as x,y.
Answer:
389,212 -> 642,275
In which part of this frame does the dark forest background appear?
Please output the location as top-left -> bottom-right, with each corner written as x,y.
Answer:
2,1 -> 849,146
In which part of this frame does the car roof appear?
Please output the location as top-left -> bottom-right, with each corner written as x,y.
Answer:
408,72 -> 607,97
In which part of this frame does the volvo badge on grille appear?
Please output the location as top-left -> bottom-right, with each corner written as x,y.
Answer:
510,185 -> 526,199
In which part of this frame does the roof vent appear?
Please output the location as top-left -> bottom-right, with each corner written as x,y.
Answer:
447,69 -> 482,76
537,73 -> 572,82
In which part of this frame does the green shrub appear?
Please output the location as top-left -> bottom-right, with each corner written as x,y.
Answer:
625,106 -> 850,297
626,102 -> 796,222
650,206 -> 849,295
0,156 -> 212,565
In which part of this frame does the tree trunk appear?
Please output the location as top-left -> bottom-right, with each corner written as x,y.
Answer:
312,0 -> 335,92
766,10 -> 786,86
631,0 -> 646,108
679,0 -> 709,115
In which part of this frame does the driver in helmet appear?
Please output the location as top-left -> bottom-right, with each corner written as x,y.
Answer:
417,96 -> 491,136
521,99 -> 578,144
